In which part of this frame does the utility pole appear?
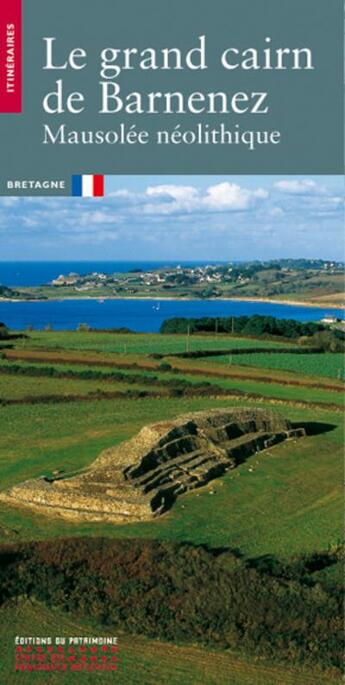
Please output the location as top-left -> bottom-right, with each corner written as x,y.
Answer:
215,318 -> 218,336
231,316 -> 234,335
186,324 -> 190,353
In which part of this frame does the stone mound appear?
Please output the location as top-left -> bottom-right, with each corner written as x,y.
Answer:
0,408 -> 305,523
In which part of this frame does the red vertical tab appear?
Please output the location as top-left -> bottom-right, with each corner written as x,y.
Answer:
0,0 -> 22,113
93,175 -> 104,197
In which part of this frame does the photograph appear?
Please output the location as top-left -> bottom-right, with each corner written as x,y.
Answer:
0,174 -> 343,684
0,0 -> 343,682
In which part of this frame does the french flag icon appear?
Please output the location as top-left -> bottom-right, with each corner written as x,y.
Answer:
72,175 -> 104,197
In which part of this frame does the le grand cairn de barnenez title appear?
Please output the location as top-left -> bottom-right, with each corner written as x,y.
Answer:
41,35 -> 315,151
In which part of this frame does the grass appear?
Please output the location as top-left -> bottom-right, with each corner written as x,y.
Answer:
168,372 -> 343,405
0,357 -> 342,406
0,599 -> 336,685
167,356 -> 344,389
0,329 -> 343,684
0,397 -> 342,560
13,331 -> 294,355
0,373 -> 161,400
6,346 -> 339,389
202,352 -> 345,380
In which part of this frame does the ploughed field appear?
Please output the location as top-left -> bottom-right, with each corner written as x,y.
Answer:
0,330 -> 343,684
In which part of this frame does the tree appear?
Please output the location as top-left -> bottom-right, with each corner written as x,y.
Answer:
0,323 -> 9,339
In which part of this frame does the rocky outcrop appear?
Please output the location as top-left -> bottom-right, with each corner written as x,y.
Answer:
0,408 -> 305,523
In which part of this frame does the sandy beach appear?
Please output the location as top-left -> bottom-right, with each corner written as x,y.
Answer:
0,294 -> 343,310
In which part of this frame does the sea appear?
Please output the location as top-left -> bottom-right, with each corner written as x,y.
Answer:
0,261 -> 206,288
0,261 -> 343,333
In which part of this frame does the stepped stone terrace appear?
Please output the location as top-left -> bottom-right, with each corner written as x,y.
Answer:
0,408 -> 305,523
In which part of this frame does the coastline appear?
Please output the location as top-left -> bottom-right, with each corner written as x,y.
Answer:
0,295 -> 343,310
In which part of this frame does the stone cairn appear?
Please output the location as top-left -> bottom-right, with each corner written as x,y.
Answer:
0,408 -> 305,523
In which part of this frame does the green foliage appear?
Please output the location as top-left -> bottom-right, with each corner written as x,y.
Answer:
0,361 -> 224,398
160,315 -> 326,339
0,286 -> 20,299
307,330 -> 345,352
0,538 -> 342,672
0,358 -> 341,405
159,362 -> 172,371
0,600 -> 334,685
169,346 -> 322,359
77,323 -> 90,332
0,323 -> 9,340
0,323 -> 27,342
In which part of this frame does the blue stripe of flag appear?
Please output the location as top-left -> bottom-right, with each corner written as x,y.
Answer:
72,175 -> 82,197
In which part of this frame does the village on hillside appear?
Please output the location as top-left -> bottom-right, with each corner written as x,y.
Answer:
3,259 -> 342,308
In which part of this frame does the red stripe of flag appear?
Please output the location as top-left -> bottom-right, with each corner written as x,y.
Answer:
0,0 -> 22,113
93,175 -> 104,197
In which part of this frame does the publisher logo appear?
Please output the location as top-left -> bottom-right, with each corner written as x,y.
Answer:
14,636 -> 119,673
0,0 -> 22,113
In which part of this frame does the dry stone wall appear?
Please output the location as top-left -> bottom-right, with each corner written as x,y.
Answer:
0,408 -> 305,523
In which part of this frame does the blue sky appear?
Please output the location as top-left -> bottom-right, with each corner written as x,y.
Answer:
0,175 -> 343,261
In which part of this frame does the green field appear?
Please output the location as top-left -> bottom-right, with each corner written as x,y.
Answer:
0,373 -> 163,400
12,330 -> 293,355
202,352 -> 345,380
0,397 -> 342,560
0,356 -> 342,406
0,329 -> 343,684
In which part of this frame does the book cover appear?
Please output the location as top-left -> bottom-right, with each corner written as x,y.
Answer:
0,1 -> 343,683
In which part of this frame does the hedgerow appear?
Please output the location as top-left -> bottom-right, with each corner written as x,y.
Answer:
0,538 -> 342,673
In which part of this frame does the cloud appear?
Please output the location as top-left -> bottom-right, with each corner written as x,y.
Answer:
204,182 -> 268,210
0,177 -> 342,260
273,179 -> 323,195
268,207 -> 284,217
143,184 -> 199,214
78,211 -> 121,226
146,185 -> 198,202
111,182 -> 269,216
0,197 -> 20,207
271,179 -> 343,220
